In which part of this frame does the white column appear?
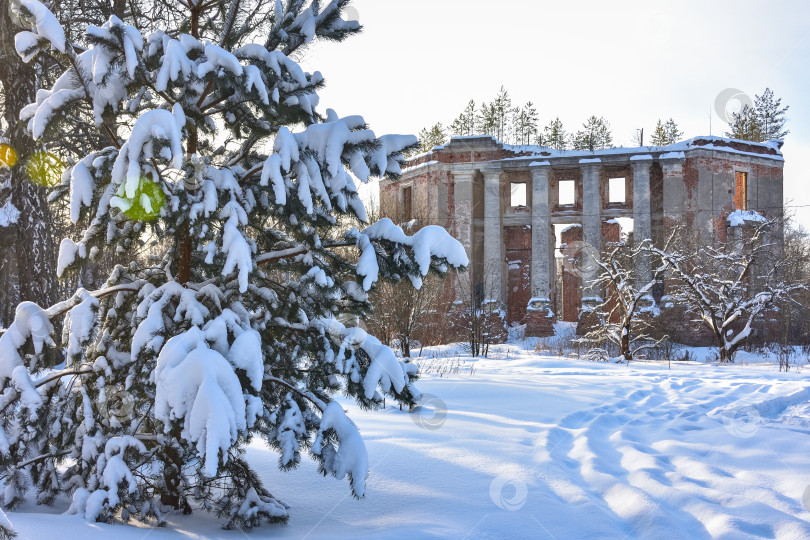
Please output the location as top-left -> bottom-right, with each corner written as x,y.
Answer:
530,163 -> 552,308
580,159 -> 602,303
451,171 -> 474,254
483,169 -> 503,305
631,155 -> 653,285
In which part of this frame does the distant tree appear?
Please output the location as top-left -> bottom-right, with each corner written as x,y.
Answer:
650,118 -> 683,146
417,123 -> 447,153
477,101 -> 499,139
726,88 -> 788,142
492,86 -> 512,142
726,105 -> 762,142
631,128 -> 644,146
572,116 -> 613,151
664,118 -> 683,143
511,101 -> 539,146
754,88 -> 789,141
542,117 -> 568,150
450,99 -> 477,137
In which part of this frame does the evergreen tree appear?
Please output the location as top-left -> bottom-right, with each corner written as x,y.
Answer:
417,123 -> 447,153
726,88 -> 788,142
449,99 -> 476,137
572,116 -> 613,151
664,118 -> 683,144
542,117 -> 568,150
511,102 -> 539,146
0,0 -> 468,534
476,101 -> 498,140
492,86 -> 512,142
650,120 -> 667,146
726,105 -> 762,142
650,118 -> 682,146
754,88 -> 789,141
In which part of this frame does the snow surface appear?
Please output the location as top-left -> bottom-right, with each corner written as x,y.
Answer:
5,336 -> 810,539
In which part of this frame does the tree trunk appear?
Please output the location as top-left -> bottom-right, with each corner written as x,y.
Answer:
0,6 -> 57,319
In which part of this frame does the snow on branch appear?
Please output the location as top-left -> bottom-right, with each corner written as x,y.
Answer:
12,0 -> 66,54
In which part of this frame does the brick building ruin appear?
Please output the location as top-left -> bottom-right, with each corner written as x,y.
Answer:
380,135 -> 784,340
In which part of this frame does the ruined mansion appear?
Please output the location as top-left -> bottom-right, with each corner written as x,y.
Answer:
379,135 -> 785,339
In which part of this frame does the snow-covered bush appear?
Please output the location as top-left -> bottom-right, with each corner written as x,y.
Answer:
0,0 -> 467,532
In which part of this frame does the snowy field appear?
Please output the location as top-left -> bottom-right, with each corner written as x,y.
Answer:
7,341 -> 810,539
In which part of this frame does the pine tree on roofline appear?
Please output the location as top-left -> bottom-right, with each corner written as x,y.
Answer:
0,0 -> 468,532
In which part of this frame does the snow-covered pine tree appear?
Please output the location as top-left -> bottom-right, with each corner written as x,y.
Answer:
0,0 -> 468,532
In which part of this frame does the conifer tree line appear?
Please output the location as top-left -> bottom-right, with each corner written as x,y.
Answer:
414,86 -> 790,155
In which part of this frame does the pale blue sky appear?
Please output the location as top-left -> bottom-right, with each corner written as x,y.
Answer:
300,0 -> 810,230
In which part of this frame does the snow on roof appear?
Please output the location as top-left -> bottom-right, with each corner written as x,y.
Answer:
629,154 -> 653,161
499,135 -> 784,162
579,158 -> 601,164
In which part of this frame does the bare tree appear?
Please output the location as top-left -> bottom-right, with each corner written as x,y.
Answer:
652,219 -> 805,363
452,262 -> 506,357
577,238 -> 672,363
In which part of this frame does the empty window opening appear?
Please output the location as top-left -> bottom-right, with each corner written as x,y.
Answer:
402,186 -> 413,220
510,182 -> 527,207
734,171 -> 748,210
609,177 -> 626,203
558,180 -> 575,206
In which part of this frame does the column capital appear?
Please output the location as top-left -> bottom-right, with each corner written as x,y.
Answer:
578,157 -> 602,170
659,151 -> 686,172
631,154 -> 653,171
